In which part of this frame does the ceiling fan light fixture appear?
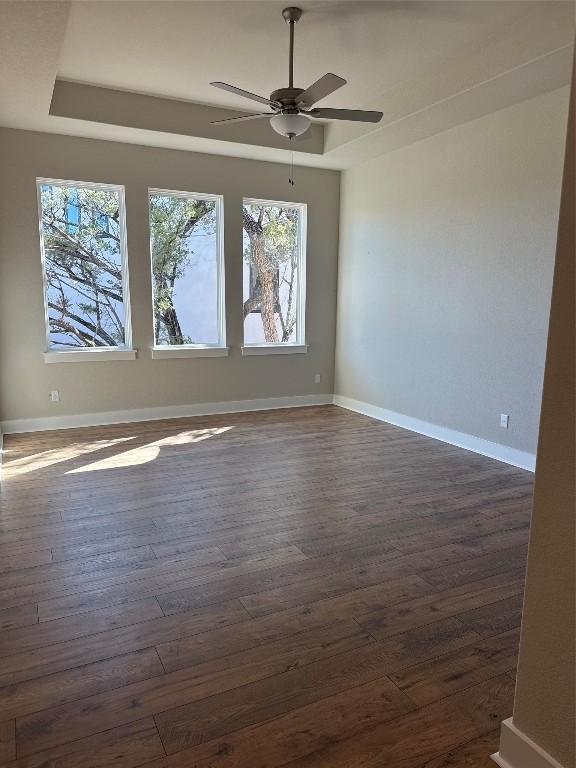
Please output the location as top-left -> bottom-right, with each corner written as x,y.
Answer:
270,112 -> 310,138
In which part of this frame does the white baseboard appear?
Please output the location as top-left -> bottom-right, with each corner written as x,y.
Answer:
492,719 -> 567,768
333,395 -> 536,471
0,394 -> 333,435
0,394 -> 538,474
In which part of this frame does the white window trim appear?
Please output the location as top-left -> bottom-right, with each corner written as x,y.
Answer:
148,188 -> 227,354
37,177 -> 135,358
151,345 -> 229,359
44,348 -> 137,364
243,197 -> 307,348
241,344 -> 308,356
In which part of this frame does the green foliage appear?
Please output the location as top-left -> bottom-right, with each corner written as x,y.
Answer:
150,195 -> 215,284
149,195 -> 215,345
243,204 -> 298,271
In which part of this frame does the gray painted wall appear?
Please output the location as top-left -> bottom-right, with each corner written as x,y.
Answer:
0,130 -> 339,423
335,88 -> 569,454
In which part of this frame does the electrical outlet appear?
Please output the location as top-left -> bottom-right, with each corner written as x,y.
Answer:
49,390 -> 60,403
314,374 -> 321,384
500,413 -> 509,429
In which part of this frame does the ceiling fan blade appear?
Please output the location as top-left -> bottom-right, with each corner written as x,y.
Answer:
211,113 -> 273,125
298,73 -> 346,107
210,82 -> 280,108
308,107 -> 383,123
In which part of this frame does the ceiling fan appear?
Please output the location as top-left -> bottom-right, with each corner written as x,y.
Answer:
210,6 -> 383,139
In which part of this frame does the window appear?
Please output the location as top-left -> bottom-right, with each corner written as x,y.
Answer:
243,199 -> 306,348
37,179 -> 132,351
149,190 -> 225,350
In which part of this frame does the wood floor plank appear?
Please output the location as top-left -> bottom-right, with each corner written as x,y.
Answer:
0,550 -> 53,574
154,638 -> 415,753
0,600 -> 249,689
279,700 -> 479,768
358,574 -> 524,640
157,574 -> 436,673
51,539 -> 156,564
418,546 -> 528,590
445,673 -> 515,735
0,720 -> 16,764
238,558 -> 429,618
36,547 -> 306,621
0,647 -> 164,720
283,674 -> 514,768
0,597 -> 163,657
390,524 -> 530,557
0,545 -> 228,614
0,604 -> 38,633
142,691 -> 477,768
421,732 -> 500,767
15,620 -> 373,756
0,517 -> 160,551
389,630 -> 520,706
0,511 -> 63,533
46,510 -> 356,566
295,524 -> 407,555
0,545 -> 159,596
155,546 -> 411,618
0,406 -> 533,768
7,718 -> 164,768
367,617 -> 482,671
457,594 -> 524,638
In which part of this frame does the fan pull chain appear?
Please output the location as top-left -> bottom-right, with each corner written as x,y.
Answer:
289,137 -> 295,186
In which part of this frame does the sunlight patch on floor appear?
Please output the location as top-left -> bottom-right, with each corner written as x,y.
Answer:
4,437 -> 136,477
66,426 -> 234,473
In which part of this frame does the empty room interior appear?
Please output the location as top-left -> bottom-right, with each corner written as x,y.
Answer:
0,2 -> 575,767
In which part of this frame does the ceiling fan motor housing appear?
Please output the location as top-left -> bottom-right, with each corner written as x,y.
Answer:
270,88 -> 305,108
269,87 -> 311,138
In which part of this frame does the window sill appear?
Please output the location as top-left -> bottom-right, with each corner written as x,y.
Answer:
43,349 -> 137,364
151,346 -> 229,359
241,344 -> 308,356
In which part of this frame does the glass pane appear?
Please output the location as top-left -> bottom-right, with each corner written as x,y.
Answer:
39,183 -> 127,349
243,202 -> 300,344
150,194 -> 219,346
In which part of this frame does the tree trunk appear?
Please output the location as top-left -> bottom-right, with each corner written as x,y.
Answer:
252,238 -> 278,342
163,303 -> 184,344
155,273 -> 184,344
243,209 -> 278,343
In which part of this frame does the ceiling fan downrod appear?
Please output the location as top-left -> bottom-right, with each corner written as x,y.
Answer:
282,7 -> 302,89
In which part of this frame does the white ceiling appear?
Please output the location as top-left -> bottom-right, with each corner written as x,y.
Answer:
0,1 -> 574,169
58,1 -> 530,109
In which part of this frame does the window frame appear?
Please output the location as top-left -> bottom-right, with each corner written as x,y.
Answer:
241,197 -> 307,353
36,177 -> 134,361
148,187 -> 227,356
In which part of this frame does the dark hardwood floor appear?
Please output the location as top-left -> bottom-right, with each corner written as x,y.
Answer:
0,405 -> 533,767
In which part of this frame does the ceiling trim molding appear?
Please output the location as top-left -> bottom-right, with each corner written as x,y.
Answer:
49,80 -> 324,155
326,43 -> 574,166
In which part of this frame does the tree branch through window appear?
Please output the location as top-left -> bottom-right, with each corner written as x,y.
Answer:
39,183 -> 129,349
